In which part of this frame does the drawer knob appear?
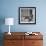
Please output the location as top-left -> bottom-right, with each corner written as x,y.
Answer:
32,42 -> 35,44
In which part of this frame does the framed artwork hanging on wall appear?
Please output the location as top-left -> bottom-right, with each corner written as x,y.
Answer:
19,7 -> 36,24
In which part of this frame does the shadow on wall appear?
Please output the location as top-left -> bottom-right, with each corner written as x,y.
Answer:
0,16 -> 5,46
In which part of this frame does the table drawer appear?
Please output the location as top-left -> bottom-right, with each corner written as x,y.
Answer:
4,40 -> 24,46
4,40 -> 16,46
4,35 -> 24,40
24,40 -> 43,46
25,35 -> 43,40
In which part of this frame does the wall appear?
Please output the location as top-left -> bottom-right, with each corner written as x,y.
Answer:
0,0 -> 46,32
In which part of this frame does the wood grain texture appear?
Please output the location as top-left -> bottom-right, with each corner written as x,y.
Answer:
4,32 -> 43,46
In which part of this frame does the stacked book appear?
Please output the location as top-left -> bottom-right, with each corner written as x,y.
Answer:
25,32 -> 38,35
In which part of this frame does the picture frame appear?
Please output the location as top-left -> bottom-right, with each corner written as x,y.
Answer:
19,7 -> 36,24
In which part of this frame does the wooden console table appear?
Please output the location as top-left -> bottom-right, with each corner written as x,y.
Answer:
4,32 -> 43,46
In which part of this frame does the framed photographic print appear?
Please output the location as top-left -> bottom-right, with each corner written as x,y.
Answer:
19,7 -> 36,24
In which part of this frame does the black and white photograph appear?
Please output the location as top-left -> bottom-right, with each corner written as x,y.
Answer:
19,7 -> 36,24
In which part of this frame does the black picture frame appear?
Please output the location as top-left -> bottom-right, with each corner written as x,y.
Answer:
19,7 -> 36,24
